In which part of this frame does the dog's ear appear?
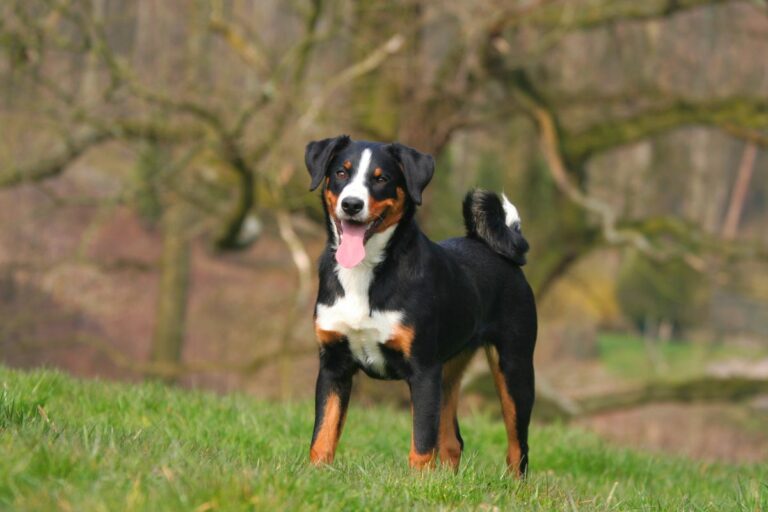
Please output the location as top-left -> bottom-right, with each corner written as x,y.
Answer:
386,143 -> 435,205
305,135 -> 351,191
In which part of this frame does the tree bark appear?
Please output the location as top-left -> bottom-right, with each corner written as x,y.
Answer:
150,198 -> 191,384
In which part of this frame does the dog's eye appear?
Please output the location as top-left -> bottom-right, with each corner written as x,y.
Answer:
374,175 -> 389,184
336,169 -> 348,179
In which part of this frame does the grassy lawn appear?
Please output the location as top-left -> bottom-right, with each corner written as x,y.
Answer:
1,366 -> 766,511
597,332 -> 768,382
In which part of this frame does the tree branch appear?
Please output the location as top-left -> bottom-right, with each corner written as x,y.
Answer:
0,128 -> 110,187
564,97 -> 768,164
467,371 -> 768,421
495,0 -> 747,32
208,17 -> 270,74
508,70 -> 768,268
722,142 -> 758,239
0,115 -> 207,189
511,80 -> 664,259
215,0 -> 327,249
298,33 -> 405,129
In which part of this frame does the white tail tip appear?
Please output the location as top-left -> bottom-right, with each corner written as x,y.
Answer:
501,193 -> 521,228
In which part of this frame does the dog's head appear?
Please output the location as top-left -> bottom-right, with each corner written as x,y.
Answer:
305,135 -> 434,267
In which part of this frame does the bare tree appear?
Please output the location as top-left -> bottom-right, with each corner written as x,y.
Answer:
1,0 -> 766,386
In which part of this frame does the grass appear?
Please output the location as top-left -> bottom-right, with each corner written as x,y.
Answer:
1,366 -> 766,511
597,332 -> 768,381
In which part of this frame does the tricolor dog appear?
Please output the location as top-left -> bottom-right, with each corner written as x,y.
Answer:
305,135 -> 536,476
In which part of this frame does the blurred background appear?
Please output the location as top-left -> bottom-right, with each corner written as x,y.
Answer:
1,0 -> 767,464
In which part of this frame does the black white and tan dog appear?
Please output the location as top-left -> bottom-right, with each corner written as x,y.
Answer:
305,135 -> 536,476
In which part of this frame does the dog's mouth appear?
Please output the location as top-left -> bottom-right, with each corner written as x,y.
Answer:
333,213 -> 387,268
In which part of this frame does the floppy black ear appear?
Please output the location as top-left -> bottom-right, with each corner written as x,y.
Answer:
387,142 -> 435,205
305,135 -> 351,191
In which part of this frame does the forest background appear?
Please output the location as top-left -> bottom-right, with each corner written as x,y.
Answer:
2,0 -> 768,463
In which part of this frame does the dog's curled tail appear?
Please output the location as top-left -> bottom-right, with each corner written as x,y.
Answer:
462,189 -> 529,266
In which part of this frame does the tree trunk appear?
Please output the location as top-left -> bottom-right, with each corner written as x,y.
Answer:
80,0 -> 106,104
275,210 -> 312,399
150,198 -> 191,384
722,142 -> 757,240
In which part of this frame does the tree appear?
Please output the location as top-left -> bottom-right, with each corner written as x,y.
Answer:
0,0 -> 404,382
616,250 -> 709,338
1,0 -> 766,385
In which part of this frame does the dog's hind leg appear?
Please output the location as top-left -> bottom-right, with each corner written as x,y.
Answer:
438,349 -> 476,471
483,343 -> 535,477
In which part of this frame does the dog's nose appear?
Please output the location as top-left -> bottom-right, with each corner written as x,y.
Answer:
341,197 -> 364,215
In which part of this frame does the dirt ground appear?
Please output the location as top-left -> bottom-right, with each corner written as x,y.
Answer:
576,402 -> 768,464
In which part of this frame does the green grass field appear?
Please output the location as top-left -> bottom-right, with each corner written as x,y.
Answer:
1,366 -> 765,511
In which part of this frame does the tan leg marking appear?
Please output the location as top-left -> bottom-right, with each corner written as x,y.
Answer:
484,345 -> 523,477
309,392 -> 346,465
438,350 -> 475,470
407,402 -> 436,470
409,439 -> 437,470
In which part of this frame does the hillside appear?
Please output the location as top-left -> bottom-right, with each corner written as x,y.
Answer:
1,366 -> 765,511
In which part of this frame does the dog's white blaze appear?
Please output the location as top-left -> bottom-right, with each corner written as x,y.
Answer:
336,148 -> 372,221
501,193 -> 521,227
315,225 -> 401,375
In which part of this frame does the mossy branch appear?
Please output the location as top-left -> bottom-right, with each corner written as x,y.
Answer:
465,372 -> 768,421
0,119 -> 204,189
565,97 -> 768,163
494,0 -> 746,32
505,69 -> 768,268
0,129 -> 110,187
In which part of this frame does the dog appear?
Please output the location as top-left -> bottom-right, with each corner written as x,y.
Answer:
305,135 -> 536,476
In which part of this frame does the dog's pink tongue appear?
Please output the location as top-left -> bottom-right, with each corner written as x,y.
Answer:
337,221 -> 367,268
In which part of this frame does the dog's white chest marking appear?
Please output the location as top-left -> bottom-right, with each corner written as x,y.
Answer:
316,298 -> 401,374
315,226 -> 401,374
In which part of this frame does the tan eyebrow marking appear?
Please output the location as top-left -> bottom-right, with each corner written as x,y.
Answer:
343,160 -> 352,170
373,167 -> 383,178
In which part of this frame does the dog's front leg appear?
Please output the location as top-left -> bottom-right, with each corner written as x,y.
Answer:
309,350 -> 353,466
408,364 -> 442,469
